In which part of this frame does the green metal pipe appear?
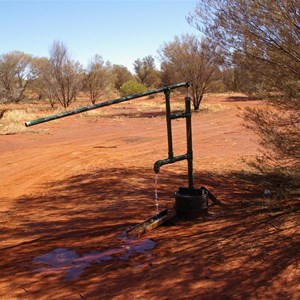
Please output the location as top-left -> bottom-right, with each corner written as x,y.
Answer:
164,88 -> 174,159
170,112 -> 189,119
154,154 -> 188,174
25,82 -> 189,127
185,96 -> 194,190
153,94 -> 194,192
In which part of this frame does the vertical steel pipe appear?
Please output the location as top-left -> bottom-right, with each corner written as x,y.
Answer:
164,88 -> 174,159
185,96 -> 194,191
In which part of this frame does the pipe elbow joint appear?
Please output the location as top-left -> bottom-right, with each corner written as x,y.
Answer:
154,161 -> 161,174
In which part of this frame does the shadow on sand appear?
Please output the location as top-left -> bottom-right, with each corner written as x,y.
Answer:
0,167 -> 298,299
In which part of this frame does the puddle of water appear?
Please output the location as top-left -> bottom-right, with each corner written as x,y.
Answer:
33,247 -> 122,280
33,236 -> 156,280
120,236 -> 156,260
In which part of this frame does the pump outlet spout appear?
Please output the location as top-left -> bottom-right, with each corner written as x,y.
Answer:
153,154 -> 188,174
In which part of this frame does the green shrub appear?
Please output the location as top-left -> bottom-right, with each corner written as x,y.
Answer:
120,80 -> 147,97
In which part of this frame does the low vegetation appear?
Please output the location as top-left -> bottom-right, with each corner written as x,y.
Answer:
0,108 -> 44,135
189,0 -> 300,200
119,80 -> 147,97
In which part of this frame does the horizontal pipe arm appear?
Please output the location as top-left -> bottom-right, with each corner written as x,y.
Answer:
170,112 -> 191,120
25,82 -> 189,127
154,154 -> 188,174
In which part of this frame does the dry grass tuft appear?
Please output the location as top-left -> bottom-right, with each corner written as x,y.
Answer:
200,103 -> 226,112
0,109 -> 44,135
0,94 -> 227,135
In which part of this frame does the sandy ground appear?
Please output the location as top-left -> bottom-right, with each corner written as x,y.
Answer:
0,94 -> 299,299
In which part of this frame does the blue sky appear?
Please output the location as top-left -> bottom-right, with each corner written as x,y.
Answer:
0,0 -> 200,72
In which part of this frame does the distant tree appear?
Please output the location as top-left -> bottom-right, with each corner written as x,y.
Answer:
160,34 -> 221,110
133,55 -> 160,88
112,64 -> 133,91
119,80 -> 147,97
188,0 -> 300,104
220,67 -> 237,92
0,51 -> 33,102
160,61 -> 173,87
83,55 -> 113,104
30,57 -> 52,103
39,41 -> 83,108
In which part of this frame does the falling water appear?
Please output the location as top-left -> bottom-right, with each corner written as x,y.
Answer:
154,173 -> 159,212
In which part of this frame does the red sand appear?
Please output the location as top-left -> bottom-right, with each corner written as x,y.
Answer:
0,94 -> 298,299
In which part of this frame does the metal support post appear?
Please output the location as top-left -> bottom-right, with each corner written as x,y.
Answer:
164,88 -> 174,160
185,96 -> 194,191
